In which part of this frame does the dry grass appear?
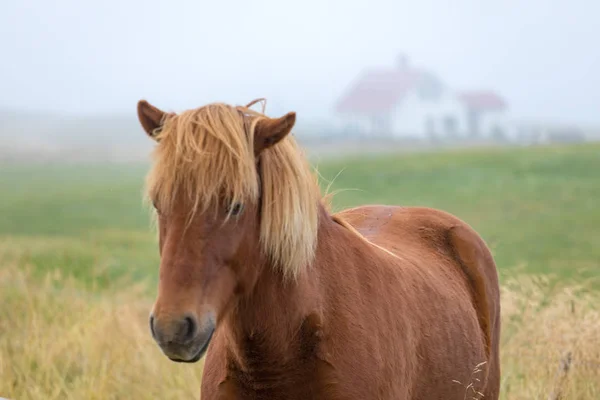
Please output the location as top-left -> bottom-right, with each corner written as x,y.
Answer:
499,275 -> 600,399
0,264 -> 203,400
1,265 -> 599,399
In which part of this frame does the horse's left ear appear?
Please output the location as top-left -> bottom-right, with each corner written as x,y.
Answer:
137,100 -> 169,140
253,112 -> 296,154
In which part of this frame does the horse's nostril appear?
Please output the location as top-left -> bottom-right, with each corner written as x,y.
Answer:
149,314 -> 157,339
150,314 -> 198,344
183,316 -> 197,341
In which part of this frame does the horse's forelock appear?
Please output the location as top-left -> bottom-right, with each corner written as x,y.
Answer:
144,101 -> 321,279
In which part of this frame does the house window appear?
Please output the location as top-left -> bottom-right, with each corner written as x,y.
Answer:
491,125 -> 506,141
425,116 -> 436,139
371,115 -> 391,135
443,115 -> 457,136
467,109 -> 480,137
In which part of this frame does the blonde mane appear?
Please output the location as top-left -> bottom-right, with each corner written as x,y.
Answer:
144,101 -> 320,279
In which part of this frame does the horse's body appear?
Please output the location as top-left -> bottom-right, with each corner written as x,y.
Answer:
136,99 -> 501,400
201,205 -> 500,399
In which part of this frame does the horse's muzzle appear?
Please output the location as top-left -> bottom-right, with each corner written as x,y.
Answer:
150,313 -> 215,363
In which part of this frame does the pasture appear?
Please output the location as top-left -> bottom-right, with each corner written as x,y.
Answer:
1,142 -> 599,399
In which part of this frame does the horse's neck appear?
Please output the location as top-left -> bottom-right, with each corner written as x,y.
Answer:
224,264 -> 320,366
219,265 -> 326,396
222,209 -> 335,373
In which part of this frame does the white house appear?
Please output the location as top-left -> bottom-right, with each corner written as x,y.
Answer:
334,55 -> 510,140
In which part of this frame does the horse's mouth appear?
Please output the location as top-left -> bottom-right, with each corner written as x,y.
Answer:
168,328 -> 214,364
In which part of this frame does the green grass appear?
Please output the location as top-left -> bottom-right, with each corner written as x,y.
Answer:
0,163 -> 157,289
317,143 -> 600,282
0,163 -> 150,235
1,142 -> 599,288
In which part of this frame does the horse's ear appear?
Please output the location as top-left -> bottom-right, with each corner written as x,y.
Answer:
137,100 -> 168,140
253,112 -> 296,154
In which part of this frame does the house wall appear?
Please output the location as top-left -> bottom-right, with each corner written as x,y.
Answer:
390,90 -> 469,139
478,110 -> 511,139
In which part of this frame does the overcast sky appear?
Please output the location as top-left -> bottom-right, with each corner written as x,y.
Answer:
2,0 -> 599,125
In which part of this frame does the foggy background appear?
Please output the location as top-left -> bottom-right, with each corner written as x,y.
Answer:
2,0 -> 599,161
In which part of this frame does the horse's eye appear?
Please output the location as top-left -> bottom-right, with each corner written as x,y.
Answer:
227,202 -> 244,216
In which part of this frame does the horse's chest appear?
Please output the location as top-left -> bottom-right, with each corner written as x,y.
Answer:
218,322 -> 336,399
223,359 -> 323,399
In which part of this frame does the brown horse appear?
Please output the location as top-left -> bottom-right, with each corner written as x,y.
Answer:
137,98 -> 501,399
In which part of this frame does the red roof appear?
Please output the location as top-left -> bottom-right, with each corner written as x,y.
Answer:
336,59 -> 508,114
458,91 -> 507,111
335,68 -> 424,114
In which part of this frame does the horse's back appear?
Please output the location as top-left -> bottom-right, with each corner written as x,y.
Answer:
336,204 -> 482,250
335,204 -> 501,399
336,203 -> 500,334
336,204 -> 498,293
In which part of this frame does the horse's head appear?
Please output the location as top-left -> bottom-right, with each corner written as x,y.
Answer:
137,99 -> 319,363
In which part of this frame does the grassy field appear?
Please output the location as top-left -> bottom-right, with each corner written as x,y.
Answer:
1,142 -> 599,399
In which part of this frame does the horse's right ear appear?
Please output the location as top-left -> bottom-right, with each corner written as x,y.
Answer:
137,100 -> 168,140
